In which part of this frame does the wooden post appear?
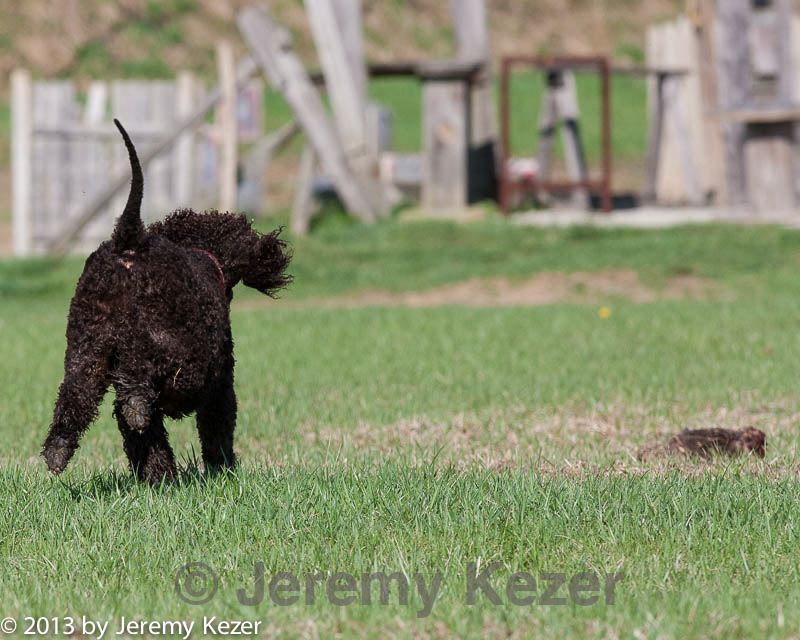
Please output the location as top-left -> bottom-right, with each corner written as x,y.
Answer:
217,41 -> 238,212
80,81 -> 110,245
450,0 -> 497,202
420,63 -> 471,212
692,0 -> 727,205
175,71 -> 195,208
11,69 -> 32,256
238,5 -> 380,223
664,73 -> 703,205
450,0 -> 495,145
305,0 -> 367,155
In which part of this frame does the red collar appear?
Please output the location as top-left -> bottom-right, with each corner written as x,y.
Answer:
191,248 -> 226,292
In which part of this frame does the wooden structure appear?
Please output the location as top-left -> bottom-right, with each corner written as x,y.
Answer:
238,4 -> 387,233
499,56 -> 612,214
647,2 -> 800,212
9,50 -> 295,256
12,71 -> 204,255
238,0 -> 497,230
418,59 -> 483,212
716,0 -> 799,211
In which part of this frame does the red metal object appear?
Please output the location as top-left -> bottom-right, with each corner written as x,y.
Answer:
499,55 -> 613,214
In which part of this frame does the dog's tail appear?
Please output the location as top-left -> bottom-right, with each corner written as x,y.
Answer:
111,118 -> 145,251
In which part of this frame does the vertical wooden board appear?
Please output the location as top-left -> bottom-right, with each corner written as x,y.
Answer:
81,82 -> 112,248
655,20 -> 681,201
450,0 -> 495,145
714,0 -> 751,206
11,69 -> 32,256
422,80 -> 467,211
149,81 -> 178,221
656,17 -> 704,204
305,0 -> 367,153
745,123 -> 795,212
216,41 -> 238,213
32,81 -> 77,249
332,0 -> 367,105
175,72 -> 196,208
693,0 -> 728,205
451,0 -> 497,203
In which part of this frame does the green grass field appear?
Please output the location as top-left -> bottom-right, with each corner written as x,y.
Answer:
2,220 -> 800,638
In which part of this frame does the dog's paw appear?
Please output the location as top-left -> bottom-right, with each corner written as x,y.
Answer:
42,437 -> 76,475
122,396 -> 150,432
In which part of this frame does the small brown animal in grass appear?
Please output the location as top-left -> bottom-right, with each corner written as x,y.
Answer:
637,427 -> 766,461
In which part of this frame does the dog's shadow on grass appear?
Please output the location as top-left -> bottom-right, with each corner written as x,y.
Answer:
53,458 -> 239,501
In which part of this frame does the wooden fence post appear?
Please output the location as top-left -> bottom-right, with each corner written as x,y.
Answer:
450,0 -> 497,202
217,41 -> 238,212
175,72 -> 195,208
11,69 -> 32,256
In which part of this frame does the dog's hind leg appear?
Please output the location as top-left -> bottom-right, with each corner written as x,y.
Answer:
195,363 -> 237,472
42,348 -> 109,475
115,401 -> 177,483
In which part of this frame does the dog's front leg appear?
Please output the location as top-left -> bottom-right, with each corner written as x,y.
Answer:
42,353 -> 109,475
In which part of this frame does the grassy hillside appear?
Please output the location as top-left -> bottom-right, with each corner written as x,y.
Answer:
0,0 -> 686,85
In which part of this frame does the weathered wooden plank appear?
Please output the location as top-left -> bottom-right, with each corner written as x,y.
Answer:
745,122 -> 795,212
11,69 -> 32,256
217,41 -> 238,212
693,0 -> 727,205
714,0 -> 748,206
238,5 -> 380,222
174,71 -> 196,208
305,0 -> 367,154
149,81 -> 178,220
450,0 -> 495,146
305,0 -> 388,214
649,17 -> 704,205
33,81 -> 77,248
80,81 -> 111,247
332,0 -> 367,105
421,78 -> 467,211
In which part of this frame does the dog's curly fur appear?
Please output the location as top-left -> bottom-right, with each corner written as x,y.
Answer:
41,120 -> 291,483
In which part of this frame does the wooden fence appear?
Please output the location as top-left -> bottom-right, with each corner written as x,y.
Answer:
11,70 -> 265,256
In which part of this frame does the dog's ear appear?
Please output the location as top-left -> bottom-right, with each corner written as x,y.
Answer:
242,228 -> 292,297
